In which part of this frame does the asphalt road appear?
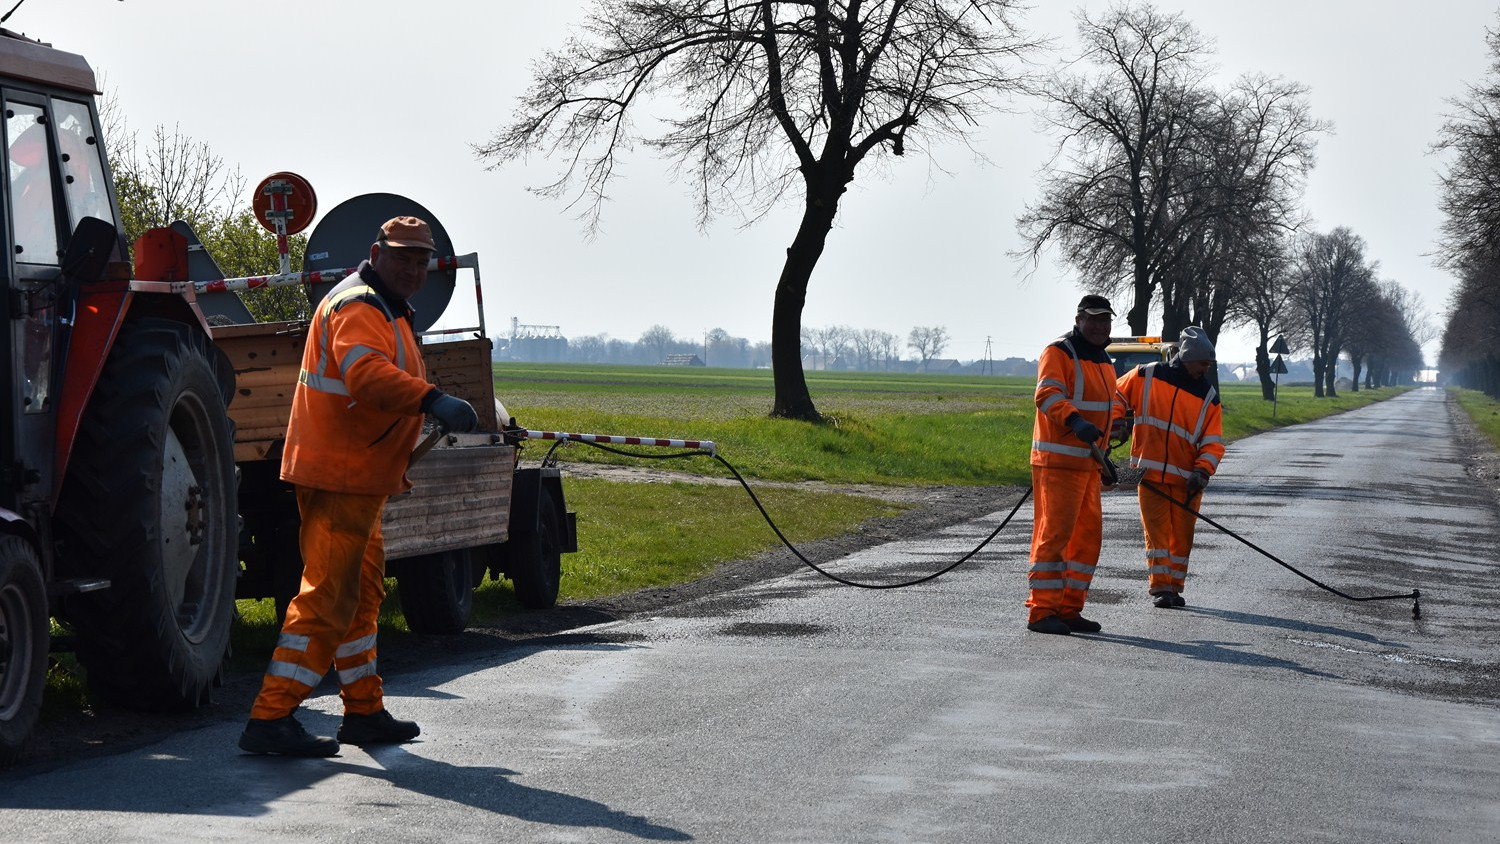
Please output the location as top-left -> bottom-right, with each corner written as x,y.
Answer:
1,387 -> 1496,843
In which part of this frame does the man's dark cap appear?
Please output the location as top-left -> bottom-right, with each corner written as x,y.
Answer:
1077,294 -> 1114,316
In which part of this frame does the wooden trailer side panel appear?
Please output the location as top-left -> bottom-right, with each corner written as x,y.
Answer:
216,328 -> 497,463
384,440 -> 514,560
421,337 -> 498,430
214,321 -> 305,463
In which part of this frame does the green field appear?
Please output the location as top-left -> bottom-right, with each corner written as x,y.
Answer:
494,362 -> 1410,487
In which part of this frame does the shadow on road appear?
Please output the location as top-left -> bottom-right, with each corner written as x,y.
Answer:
2,737 -> 691,841
1177,606 -> 1409,648
1086,631 -> 1342,679
344,744 -> 692,841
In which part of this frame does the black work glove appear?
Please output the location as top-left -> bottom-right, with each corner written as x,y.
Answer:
501,416 -> 526,447
1110,415 -> 1133,444
1185,468 -> 1210,494
429,393 -> 479,433
1066,413 -> 1103,445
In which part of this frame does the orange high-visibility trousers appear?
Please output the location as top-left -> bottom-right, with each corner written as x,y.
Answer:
250,487 -> 389,720
1139,484 -> 1203,595
1027,465 -> 1102,623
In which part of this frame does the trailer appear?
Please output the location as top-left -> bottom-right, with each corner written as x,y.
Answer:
210,184 -> 577,630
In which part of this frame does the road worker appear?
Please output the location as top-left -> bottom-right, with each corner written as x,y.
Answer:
239,216 -> 479,757
1113,325 -> 1224,609
1025,294 -> 1119,635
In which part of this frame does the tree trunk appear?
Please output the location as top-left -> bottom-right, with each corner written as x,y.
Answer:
770,181 -> 843,421
1311,352 -> 1325,398
1349,352 -> 1363,393
1127,253 -> 1152,335
1255,344 -> 1275,401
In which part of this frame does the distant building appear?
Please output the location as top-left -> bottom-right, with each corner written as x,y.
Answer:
664,354 -> 705,366
506,316 -> 567,362
923,358 -> 965,374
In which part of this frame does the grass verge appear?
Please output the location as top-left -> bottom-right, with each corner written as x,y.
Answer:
1449,386 -> 1500,449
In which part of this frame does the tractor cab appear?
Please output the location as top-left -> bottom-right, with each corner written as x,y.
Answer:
0,29 -> 122,518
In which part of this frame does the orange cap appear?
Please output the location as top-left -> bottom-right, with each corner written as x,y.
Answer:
378,216 -> 436,251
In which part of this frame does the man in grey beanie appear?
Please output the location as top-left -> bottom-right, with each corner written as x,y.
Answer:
1112,325 -> 1225,608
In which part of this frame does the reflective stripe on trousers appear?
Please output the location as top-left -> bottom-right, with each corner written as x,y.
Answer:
1139,483 -> 1202,595
250,487 -> 390,720
1027,464 -> 1102,623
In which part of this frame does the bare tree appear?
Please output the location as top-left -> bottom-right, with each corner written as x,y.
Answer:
1344,281 -> 1426,389
1178,74 -> 1323,340
477,1 -> 1039,421
1226,229 -> 1295,399
807,325 -> 853,369
1439,255 -> 1500,393
1434,12 -> 1500,392
1017,3 -> 1214,335
1018,4 -> 1324,348
849,327 -> 896,370
1287,227 -> 1375,397
907,324 -> 948,370
640,324 -> 677,363
111,123 -> 243,242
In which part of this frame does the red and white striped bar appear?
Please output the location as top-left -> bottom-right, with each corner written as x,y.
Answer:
520,429 -> 717,455
192,253 -> 477,295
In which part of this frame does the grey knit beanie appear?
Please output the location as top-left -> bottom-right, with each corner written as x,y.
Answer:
1176,326 -> 1216,362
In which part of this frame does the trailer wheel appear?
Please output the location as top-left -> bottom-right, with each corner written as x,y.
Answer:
396,548 -> 481,635
267,519 -> 304,625
0,535 -> 47,767
509,485 -> 562,609
56,318 -> 239,712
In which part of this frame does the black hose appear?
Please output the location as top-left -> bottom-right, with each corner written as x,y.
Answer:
537,435 -> 1421,613
1138,478 -> 1421,618
536,437 -> 1030,589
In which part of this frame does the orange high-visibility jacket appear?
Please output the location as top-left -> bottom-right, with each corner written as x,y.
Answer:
1032,329 -> 1117,470
280,268 -> 432,496
1114,360 -> 1224,485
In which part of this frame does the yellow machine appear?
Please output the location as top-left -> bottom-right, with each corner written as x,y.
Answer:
1106,336 -> 1177,377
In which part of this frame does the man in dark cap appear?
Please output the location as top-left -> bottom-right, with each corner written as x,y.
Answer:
239,216 -> 480,756
1024,294 -> 1121,635
1114,325 -> 1224,608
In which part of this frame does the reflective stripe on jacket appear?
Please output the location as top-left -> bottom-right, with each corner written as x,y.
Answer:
1031,330 -> 1117,469
1114,360 -> 1225,485
280,267 -> 432,495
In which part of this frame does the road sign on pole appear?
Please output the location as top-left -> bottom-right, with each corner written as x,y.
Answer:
1271,353 -> 1288,418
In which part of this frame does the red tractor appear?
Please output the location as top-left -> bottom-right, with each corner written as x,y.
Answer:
0,30 -> 239,764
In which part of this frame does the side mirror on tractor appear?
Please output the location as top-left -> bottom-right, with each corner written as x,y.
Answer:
61,216 -> 123,284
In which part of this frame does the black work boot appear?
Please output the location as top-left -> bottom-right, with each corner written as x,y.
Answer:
239,715 -> 339,757
1152,592 -> 1176,609
1026,615 -> 1073,635
1061,614 -> 1102,633
338,708 -> 421,746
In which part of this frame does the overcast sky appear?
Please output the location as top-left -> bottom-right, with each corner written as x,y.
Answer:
11,1 -> 1497,365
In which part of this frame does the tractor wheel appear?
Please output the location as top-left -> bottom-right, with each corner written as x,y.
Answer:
56,318 -> 239,712
0,535 -> 47,767
508,485 -> 562,609
396,548 -> 482,635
